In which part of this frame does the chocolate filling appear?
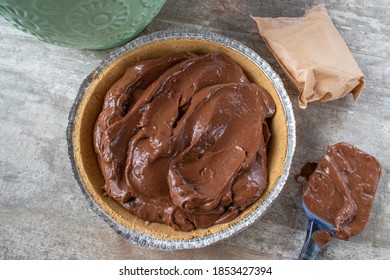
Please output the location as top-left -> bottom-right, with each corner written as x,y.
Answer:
302,142 -> 382,240
94,52 -> 276,231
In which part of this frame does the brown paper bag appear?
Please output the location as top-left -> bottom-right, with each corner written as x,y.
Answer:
252,5 -> 365,108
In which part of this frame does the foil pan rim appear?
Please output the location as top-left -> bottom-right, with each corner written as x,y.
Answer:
67,28 -> 296,250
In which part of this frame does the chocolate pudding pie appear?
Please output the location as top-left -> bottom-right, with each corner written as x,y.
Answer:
69,31 -> 295,248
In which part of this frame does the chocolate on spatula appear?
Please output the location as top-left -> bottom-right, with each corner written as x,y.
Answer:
302,142 -> 382,240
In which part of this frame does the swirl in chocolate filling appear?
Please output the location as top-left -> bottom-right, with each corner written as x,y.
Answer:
94,52 -> 276,231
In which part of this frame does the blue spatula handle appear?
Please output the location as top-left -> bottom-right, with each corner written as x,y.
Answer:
298,219 -> 322,260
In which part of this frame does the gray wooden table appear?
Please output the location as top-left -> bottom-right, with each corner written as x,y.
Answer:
0,0 -> 389,259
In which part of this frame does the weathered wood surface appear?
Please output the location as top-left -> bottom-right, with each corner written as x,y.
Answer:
0,0 -> 389,259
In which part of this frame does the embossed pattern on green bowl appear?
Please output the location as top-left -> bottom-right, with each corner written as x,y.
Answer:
0,0 -> 165,49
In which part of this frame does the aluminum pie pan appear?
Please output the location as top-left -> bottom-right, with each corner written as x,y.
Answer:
67,29 -> 296,250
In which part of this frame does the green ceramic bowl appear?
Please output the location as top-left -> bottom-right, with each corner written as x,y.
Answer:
0,0 -> 165,50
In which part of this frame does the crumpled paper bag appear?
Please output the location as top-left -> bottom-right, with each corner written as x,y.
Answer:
252,5 -> 365,108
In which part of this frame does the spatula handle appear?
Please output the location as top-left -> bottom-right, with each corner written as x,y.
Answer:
298,220 -> 321,260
